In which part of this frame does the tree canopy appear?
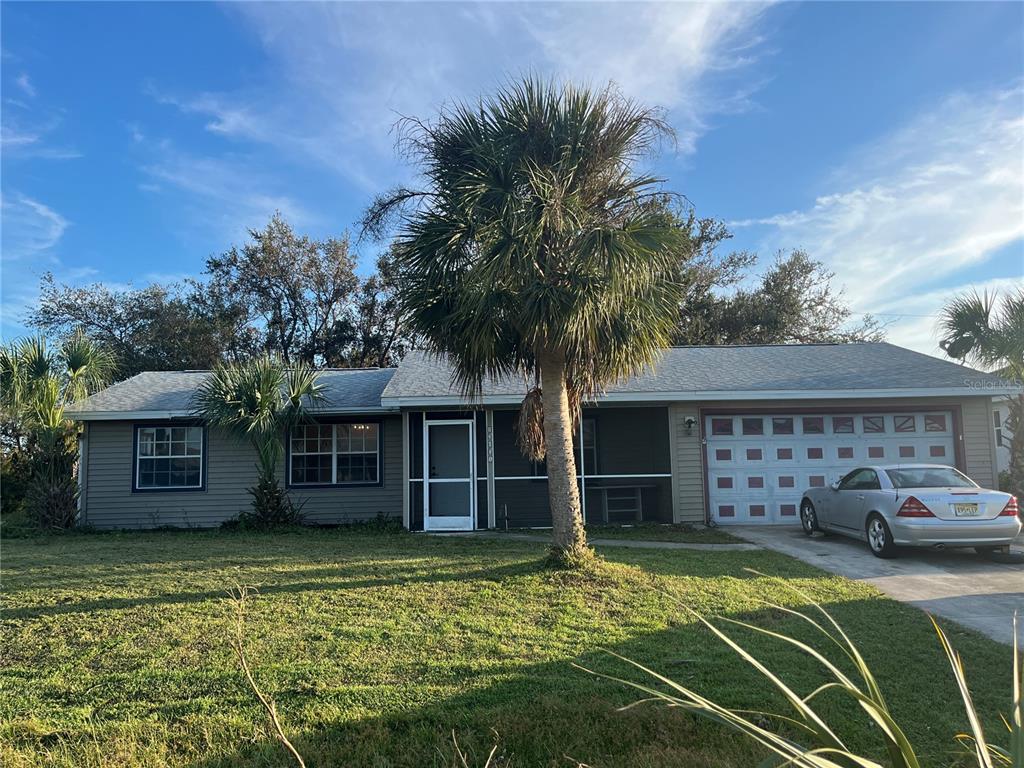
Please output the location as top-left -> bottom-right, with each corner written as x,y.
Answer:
28,215 -> 411,377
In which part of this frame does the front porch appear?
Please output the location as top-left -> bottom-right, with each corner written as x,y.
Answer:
404,406 -> 675,531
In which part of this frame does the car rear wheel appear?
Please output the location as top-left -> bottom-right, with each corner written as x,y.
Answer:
866,514 -> 897,558
800,500 -> 819,536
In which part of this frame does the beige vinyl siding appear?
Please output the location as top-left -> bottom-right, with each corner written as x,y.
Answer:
668,396 -> 998,525
82,416 -> 403,529
960,396 -> 998,489
668,404 -> 704,523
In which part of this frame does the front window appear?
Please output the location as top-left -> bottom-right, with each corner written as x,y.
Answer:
290,422 -> 380,485
290,424 -> 334,484
885,467 -> 977,489
136,426 -> 203,489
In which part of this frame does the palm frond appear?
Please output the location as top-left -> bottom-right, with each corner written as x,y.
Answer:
190,355 -> 324,482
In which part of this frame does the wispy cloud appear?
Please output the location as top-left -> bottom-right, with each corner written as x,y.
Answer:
137,140 -> 314,244
15,72 -> 36,98
1,72 -> 80,160
0,194 -> 69,261
734,85 -> 1024,354
0,193 -> 77,338
867,275 -> 1024,357
150,3 -> 771,191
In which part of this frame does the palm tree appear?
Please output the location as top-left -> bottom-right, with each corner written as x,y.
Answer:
939,288 -> 1024,497
191,355 -> 324,525
364,78 -> 687,564
0,331 -> 116,527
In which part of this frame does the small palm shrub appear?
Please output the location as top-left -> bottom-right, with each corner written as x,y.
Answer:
25,473 -> 79,530
582,570 -> 1022,768
192,356 -> 323,528
1,332 -> 114,530
241,476 -> 304,528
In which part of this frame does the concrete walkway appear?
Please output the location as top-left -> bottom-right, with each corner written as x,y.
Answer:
445,531 -> 760,551
730,525 -> 1024,645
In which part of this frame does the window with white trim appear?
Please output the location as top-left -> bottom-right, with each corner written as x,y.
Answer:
290,424 -> 334,484
290,422 -> 380,485
136,426 -> 203,489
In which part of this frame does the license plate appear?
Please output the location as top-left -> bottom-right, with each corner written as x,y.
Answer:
953,503 -> 980,517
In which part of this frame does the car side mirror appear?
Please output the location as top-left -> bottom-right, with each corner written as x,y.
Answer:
830,480 -> 841,491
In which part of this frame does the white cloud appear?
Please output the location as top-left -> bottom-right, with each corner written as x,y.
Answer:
870,276 -> 1024,359
1,101 -> 80,160
138,142 -> 314,243
734,86 -> 1024,355
1,194 -> 68,261
520,3 -> 769,153
0,194 -> 75,338
152,2 -> 770,191
15,72 -> 35,98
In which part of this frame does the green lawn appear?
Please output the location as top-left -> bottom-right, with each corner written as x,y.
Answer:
0,528 -> 1014,768
584,523 -> 740,543
494,523 -> 739,543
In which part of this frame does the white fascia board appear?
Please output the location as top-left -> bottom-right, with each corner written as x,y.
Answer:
381,386 -> 1021,408
67,406 -> 398,421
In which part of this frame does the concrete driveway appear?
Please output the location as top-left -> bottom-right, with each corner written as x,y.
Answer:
730,525 -> 1024,645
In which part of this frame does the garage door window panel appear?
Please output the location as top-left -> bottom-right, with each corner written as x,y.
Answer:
895,415 -> 916,433
802,417 -> 824,435
742,418 -> 764,436
832,416 -> 854,434
711,418 -> 733,436
772,417 -> 794,435
863,416 -> 885,433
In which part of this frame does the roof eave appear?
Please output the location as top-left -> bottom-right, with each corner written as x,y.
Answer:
66,405 -> 399,421
380,385 -> 1020,408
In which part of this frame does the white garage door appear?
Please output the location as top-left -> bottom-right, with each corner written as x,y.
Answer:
706,411 -> 956,525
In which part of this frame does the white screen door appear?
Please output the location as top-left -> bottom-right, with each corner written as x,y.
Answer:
424,420 -> 475,531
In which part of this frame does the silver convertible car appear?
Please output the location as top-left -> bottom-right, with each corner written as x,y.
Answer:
799,464 -> 1020,558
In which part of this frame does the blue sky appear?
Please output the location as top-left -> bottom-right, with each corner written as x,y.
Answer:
2,1 -> 1022,356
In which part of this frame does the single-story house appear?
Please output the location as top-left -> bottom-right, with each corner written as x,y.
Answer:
66,342 -> 1017,531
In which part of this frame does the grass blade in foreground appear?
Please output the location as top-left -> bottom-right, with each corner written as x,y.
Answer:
579,576 -> 1020,768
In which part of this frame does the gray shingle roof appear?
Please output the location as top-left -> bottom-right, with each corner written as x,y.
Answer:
380,343 -> 1015,404
67,368 -> 396,419
66,343 -> 1016,419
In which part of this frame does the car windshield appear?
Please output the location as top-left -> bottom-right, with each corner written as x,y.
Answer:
885,467 -> 977,489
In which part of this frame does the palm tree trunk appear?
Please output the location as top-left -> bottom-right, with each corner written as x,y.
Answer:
538,350 -> 589,562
